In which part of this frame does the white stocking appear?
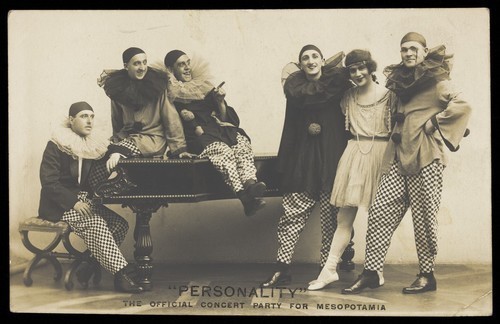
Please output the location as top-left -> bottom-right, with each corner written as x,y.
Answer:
319,207 -> 357,280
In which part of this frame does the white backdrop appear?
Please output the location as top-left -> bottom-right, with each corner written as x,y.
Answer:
9,9 -> 491,266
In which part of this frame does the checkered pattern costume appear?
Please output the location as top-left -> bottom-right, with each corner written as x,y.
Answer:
38,138 -> 132,276
112,138 -> 142,157
199,133 -> 257,193
277,191 -> 339,267
88,138 -> 142,191
360,48 -> 472,277
62,192 -> 129,274
274,52 -> 351,268
364,160 -> 443,273
171,87 -> 258,196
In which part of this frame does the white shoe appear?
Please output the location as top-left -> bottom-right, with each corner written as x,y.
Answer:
307,269 -> 339,291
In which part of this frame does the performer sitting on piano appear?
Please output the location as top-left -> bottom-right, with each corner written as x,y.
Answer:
162,50 -> 267,217
93,47 -> 194,197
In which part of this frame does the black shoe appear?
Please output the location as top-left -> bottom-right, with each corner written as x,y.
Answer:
95,167 -> 137,198
260,271 -> 292,288
76,262 -> 94,289
123,263 -> 139,279
402,272 -> 437,294
341,269 -> 383,295
238,191 -> 266,216
114,269 -> 144,293
244,180 -> 267,199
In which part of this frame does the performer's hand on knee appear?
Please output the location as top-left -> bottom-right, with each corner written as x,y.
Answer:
106,153 -> 122,173
74,201 -> 93,218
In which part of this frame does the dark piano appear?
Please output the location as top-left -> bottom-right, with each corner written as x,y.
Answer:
94,155 -> 354,290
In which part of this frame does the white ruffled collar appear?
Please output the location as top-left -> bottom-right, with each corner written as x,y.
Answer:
151,54 -> 215,103
50,118 -> 110,160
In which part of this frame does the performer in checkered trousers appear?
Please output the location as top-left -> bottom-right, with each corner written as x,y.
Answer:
342,32 -> 471,295
162,50 -> 267,217
93,47 -> 193,196
38,102 -> 143,293
260,45 -> 352,287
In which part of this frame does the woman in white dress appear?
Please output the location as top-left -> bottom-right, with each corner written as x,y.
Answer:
308,49 -> 397,290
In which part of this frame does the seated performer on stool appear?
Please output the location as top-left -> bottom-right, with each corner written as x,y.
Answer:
163,50 -> 267,216
38,101 -> 143,293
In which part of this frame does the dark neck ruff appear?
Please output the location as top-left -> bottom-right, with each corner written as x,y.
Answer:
384,45 -> 452,101
284,53 -> 351,105
99,68 -> 168,110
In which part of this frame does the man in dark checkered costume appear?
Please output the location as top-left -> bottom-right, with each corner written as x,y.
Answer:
342,32 -> 471,295
163,50 -> 267,217
38,102 -> 143,293
260,45 -> 352,287
93,47 -> 192,196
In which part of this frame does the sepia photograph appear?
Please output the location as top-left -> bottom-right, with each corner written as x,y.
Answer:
8,8 -> 491,316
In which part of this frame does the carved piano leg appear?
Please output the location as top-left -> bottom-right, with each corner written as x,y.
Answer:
134,211 -> 153,291
128,203 -> 165,291
338,229 -> 355,271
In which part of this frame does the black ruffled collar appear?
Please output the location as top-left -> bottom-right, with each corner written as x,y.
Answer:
284,52 -> 351,104
384,45 -> 453,99
97,68 -> 168,110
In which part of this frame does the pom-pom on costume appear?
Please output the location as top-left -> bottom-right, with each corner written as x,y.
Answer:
261,50 -> 352,287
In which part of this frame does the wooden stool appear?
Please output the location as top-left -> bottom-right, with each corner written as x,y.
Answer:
18,217 -> 102,290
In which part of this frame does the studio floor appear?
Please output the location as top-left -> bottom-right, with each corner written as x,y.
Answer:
9,262 -> 492,317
